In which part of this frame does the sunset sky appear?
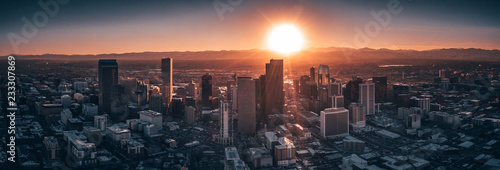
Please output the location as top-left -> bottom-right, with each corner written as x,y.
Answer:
1,0 -> 499,56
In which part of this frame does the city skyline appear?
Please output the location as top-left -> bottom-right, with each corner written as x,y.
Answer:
1,1 -> 500,169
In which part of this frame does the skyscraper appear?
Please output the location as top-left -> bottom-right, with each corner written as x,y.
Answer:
135,81 -> 148,106
310,66 -> 316,83
237,77 -> 256,135
230,86 -> 238,111
327,82 -> 342,108
171,97 -> 184,118
226,78 -> 236,100
161,58 -> 173,105
184,106 -> 196,123
201,74 -> 213,108
320,108 -> 349,138
318,86 -> 328,109
265,59 -> 284,115
293,79 -> 299,94
328,82 -> 342,96
318,64 -> 330,84
149,94 -> 162,113
98,59 -> 118,115
299,75 -> 310,95
186,80 -> 198,97
120,78 -> 137,99
373,76 -> 387,103
220,101 -> 232,138
305,81 -> 318,100
359,83 -> 375,115
331,95 -> 344,108
215,101 -> 233,145
344,77 -> 362,108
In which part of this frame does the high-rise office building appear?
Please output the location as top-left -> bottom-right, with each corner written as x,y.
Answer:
265,59 -> 284,115
185,96 -> 196,107
293,79 -> 300,93
185,106 -> 196,123
344,77 -> 362,108
187,80 -> 198,97
305,81 -> 318,100
201,74 -> 213,108
258,74 -> 266,125
331,95 -> 344,108
231,86 -> 238,111
237,77 -> 256,135
120,78 -> 137,99
373,76 -> 387,103
149,94 -> 162,113
220,101 -> 232,138
348,103 -> 366,128
318,65 -> 330,84
161,58 -> 173,105
328,82 -> 342,96
226,78 -> 236,100
320,108 -> 349,138
215,101 -> 234,145
171,97 -> 184,118
318,86 -> 328,109
359,83 -> 375,115
310,66 -> 316,83
299,75 -> 310,95
108,84 -> 126,121
98,59 -> 118,115
327,82 -> 342,108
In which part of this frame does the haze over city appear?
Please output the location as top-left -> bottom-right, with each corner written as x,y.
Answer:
1,1 -> 500,170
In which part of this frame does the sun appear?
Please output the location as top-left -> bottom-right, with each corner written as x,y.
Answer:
267,24 -> 304,54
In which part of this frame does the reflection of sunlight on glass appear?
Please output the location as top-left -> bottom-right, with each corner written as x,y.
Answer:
267,24 -> 304,55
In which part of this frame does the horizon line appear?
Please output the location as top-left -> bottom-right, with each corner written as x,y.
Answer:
3,46 -> 499,57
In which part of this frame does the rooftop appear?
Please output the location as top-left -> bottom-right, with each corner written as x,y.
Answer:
139,110 -> 162,117
265,132 -> 278,142
225,147 -> 240,160
107,125 -> 130,134
485,159 -> 500,168
376,130 -> 400,139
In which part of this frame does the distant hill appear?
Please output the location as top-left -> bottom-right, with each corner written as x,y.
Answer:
7,47 -> 500,63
